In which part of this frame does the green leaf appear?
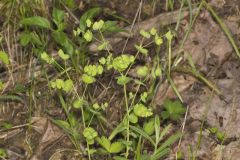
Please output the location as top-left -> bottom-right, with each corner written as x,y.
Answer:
99,57 -> 106,65
20,16 -> 51,29
116,75 -> 131,85
109,122 -> 126,140
112,54 -> 135,72
140,29 -> 151,38
83,30 -> 93,42
68,113 -> 78,127
62,0 -> 75,8
130,125 -> 155,146
96,136 -> 111,151
84,64 -> 103,76
137,66 -> 148,77
83,127 -> 98,145
53,8 -> 65,24
129,112 -> 138,123
52,8 -> 66,31
97,65 -> 103,74
19,32 -> 31,46
162,99 -> 186,120
56,79 -> 64,89
216,131 -> 225,142
110,141 -> 125,153
92,19 -> 104,30
86,19 -> 92,27
155,34 -> 163,46
151,148 -> 170,160
41,52 -> 54,64
2,122 -> 13,129
102,21 -> 123,33
30,32 -> 43,46
134,44 -> 148,56
161,111 -> 170,120
92,103 -> 100,110
143,118 -> 155,135
158,124 -> 172,144
140,92 -> 148,103
165,30 -> 173,41
150,27 -> 157,35
154,66 -> 162,77
156,132 -> 181,153
73,98 -> 84,109
0,148 -> 7,158
52,31 -> 74,55
97,41 -> 109,51
53,119 -> 71,131
208,127 -> 218,134
58,49 -> 70,60
155,115 -> 160,143
63,79 -> 73,92
0,51 -> 9,65
136,136 -> 142,160
134,103 -> 153,117
82,74 -> 96,84
79,8 -> 102,31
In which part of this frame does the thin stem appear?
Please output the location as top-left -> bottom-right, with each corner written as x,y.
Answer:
123,83 -> 130,158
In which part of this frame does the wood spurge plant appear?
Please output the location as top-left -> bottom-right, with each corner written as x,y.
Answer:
6,1 -> 237,159
36,14 -> 184,159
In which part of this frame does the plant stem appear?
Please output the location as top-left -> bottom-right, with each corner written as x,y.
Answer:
123,83 -> 130,158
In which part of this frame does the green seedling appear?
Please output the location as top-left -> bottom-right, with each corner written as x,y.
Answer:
137,66 -> 148,77
96,136 -> 125,154
73,97 -> 87,109
83,30 -> 93,42
116,75 -> 132,85
130,115 -> 181,159
83,127 -> 98,145
112,54 -> 135,72
161,99 -> 186,121
50,79 -> 73,92
82,64 -> 103,84
133,103 -> 153,118
208,127 -> 226,143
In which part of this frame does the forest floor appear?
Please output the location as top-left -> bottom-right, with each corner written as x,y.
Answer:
0,0 -> 240,160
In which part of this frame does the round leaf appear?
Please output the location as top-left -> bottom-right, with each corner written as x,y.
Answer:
133,103 -> 153,117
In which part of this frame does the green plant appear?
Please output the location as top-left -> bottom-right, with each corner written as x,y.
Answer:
130,115 -> 181,159
83,127 -> 98,144
0,148 -> 7,159
161,99 -> 186,121
0,51 -> 9,90
96,136 -> 125,154
38,14 -> 185,160
208,127 -> 226,143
